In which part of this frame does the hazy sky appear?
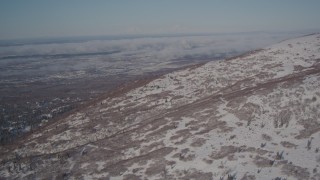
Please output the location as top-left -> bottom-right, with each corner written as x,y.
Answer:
1,0 -> 320,40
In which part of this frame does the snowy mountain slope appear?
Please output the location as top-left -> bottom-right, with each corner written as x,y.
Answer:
1,34 -> 320,179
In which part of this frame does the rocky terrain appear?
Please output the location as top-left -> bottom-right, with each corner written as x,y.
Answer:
1,34 -> 320,179
4,33 -> 285,144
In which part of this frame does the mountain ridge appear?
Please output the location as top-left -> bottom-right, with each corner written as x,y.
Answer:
1,34 -> 320,179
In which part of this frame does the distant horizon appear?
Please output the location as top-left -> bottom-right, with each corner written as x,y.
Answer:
0,29 -> 318,43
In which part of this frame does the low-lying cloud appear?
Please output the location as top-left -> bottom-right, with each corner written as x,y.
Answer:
0,32 -> 302,59
0,32 -> 304,80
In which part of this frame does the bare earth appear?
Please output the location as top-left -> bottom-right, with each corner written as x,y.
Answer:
1,34 -> 320,180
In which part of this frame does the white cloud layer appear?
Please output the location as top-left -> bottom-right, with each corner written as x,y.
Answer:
0,32 -> 304,80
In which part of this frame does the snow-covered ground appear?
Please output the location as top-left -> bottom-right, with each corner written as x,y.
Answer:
1,34 -> 320,179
